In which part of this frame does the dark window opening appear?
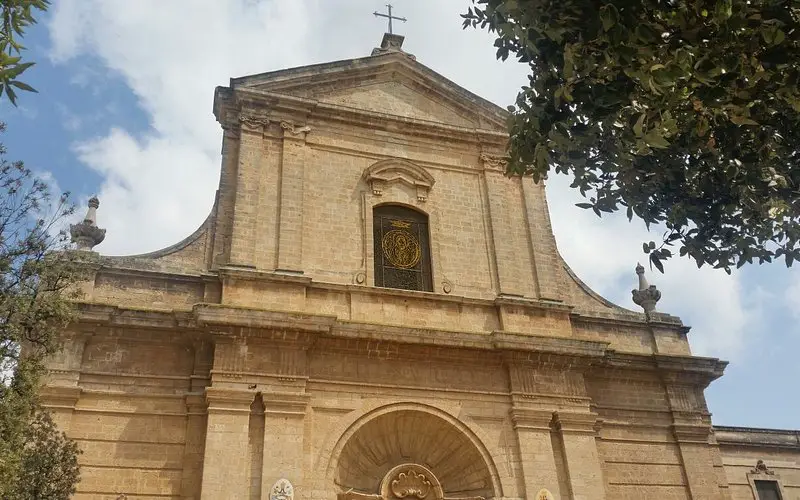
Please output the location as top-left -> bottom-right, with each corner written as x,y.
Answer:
755,480 -> 782,500
373,205 -> 432,292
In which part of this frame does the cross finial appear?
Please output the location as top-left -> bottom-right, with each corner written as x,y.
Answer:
373,4 -> 406,34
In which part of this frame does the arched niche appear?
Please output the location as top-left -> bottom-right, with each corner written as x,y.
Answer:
363,159 -> 435,202
333,409 -> 497,500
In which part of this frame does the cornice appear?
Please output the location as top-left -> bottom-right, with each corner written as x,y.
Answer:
713,426 -> 800,449
223,87 -> 507,146
493,332 -> 608,359
73,302 -> 198,331
225,51 -> 507,126
655,353 -> 728,386
193,303 -> 335,335
68,303 -> 727,385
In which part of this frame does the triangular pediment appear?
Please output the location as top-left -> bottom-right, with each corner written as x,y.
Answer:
230,52 -> 508,131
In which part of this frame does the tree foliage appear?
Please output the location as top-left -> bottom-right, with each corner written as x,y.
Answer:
0,122 -> 82,498
1,0 -> 49,106
463,0 -> 800,272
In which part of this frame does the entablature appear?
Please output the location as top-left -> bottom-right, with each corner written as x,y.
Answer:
214,86 -> 508,147
70,302 -> 726,386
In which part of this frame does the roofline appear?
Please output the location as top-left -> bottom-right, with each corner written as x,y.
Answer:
714,425 -> 800,449
228,51 -> 509,122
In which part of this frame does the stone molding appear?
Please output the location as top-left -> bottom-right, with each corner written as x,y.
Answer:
220,86 -> 507,147
262,392 -> 310,417
479,153 -> 507,173
509,408 -> 554,431
713,426 -> 800,449
204,387 -> 254,413
39,386 -> 82,411
363,158 -> 435,202
185,394 -> 207,415
553,411 -> 601,435
70,301 -> 729,384
672,423 -> 713,443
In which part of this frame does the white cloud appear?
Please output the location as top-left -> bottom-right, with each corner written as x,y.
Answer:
49,0 -> 317,254
47,0 -> 770,362
546,174 -> 758,360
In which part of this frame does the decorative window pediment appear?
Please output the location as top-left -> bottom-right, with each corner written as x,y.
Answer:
364,159 -> 435,202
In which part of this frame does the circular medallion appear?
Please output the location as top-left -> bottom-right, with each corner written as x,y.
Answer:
381,229 -> 421,269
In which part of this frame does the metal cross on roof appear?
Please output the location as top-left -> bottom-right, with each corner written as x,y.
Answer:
373,4 -> 406,34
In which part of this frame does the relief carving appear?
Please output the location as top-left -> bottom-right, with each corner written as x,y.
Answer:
239,109 -> 271,132
751,459 -> 775,475
363,158 -> 435,202
280,121 -> 312,136
270,478 -> 295,500
391,470 -> 432,499
380,464 -> 443,500
479,153 -> 507,172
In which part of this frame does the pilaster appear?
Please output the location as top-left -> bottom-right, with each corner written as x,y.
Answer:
658,357 -> 727,500
260,392 -> 311,500
672,421 -> 725,500
553,411 -> 606,500
38,385 -> 81,432
520,179 -> 564,302
180,394 -> 208,499
200,387 -> 255,500
481,156 -> 530,297
509,407 -> 563,500
228,108 -> 270,268
276,121 -> 310,274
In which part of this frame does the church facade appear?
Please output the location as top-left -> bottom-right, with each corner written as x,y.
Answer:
46,34 -> 799,500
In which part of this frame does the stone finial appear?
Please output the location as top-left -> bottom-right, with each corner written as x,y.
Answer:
70,195 -> 106,251
631,263 -> 661,315
371,33 -> 416,60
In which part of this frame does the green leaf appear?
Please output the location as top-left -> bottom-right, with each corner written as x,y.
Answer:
9,80 -> 37,93
729,114 -> 759,126
599,5 -> 618,31
633,113 -> 646,137
644,129 -> 670,148
650,254 -> 665,273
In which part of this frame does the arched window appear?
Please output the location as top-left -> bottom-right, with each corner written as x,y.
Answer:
373,205 -> 432,292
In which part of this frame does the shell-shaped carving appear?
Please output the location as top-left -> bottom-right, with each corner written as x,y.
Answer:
390,470 -> 432,499
335,410 -> 493,498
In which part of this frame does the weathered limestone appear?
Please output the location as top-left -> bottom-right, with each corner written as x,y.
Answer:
44,34 -> 800,500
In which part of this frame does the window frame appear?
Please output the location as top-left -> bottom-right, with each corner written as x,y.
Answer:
372,204 -> 434,293
746,461 -> 786,500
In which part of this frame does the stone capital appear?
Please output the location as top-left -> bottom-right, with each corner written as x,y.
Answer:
204,387 -> 254,413
39,386 -> 82,411
510,407 -> 554,431
262,392 -> 310,417
672,423 -> 712,443
185,394 -> 208,415
553,411 -> 600,435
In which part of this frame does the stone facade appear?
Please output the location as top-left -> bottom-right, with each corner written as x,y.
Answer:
44,35 -> 799,499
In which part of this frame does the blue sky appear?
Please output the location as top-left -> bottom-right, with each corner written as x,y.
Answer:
2,1 -> 798,430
